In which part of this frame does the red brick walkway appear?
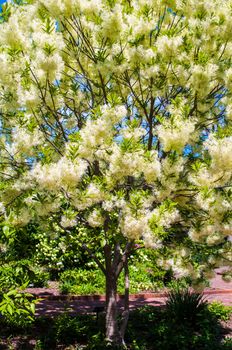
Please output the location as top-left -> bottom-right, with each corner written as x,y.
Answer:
26,268 -> 232,318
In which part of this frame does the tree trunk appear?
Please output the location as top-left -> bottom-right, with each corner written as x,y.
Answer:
120,256 -> 129,343
105,270 -> 122,345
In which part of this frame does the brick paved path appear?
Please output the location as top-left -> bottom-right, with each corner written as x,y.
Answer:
26,268 -> 232,318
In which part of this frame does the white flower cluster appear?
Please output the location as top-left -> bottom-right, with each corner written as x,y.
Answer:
196,191 -> 232,221
101,4 -> 125,42
33,50 -> 64,82
78,105 -> 126,160
121,126 -> 146,141
0,202 -> 5,214
40,0 -> 79,17
156,35 -> 182,58
72,183 -> 106,210
31,158 -> 87,191
9,127 -> 43,157
189,223 -> 231,244
157,118 -> 195,152
190,64 -> 217,97
0,11 -> 28,49
107,146 -> 161,185
192,135 -> 232,187
6,208 -> 31,227
61,215 -> 77,228
206,135 -> 232,172
143,152 -> 161,184
33,199 -> 61,217
158,255 -> 196,280
120,213 -> 146,240
102,196 -> 126,212
149,206 -> 180,230
155,158 -> 185,201
87,209 -> 104,227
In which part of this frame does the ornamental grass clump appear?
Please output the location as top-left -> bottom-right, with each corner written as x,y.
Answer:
165,288 -> 208,327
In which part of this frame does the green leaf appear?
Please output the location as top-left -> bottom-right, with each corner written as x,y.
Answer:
30,303 -> 35,314
6,304 -> 13,315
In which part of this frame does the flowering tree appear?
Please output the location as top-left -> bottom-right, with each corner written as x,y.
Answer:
0,0 -> 232,345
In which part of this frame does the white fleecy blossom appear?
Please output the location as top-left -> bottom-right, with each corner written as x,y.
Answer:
189,223 -> 231,243
121,214 -> 146,240
61,215 -> 77,228
102,196 -> 126,212
155,158 -> 185,201
0,202 -> 5,214
143,151 -> 161,184
101,4 -> 125,42
34,50 -> 64,82
72,183 -> 106,210
206,135 -> 232,172
87,209 -> 105,227
31,158 -> 87,190
156,35 -> 182,57
195,191 -> 232,220
149,207 -> 180,229
40,0 -> 80,17
10,127 -> 43,156
6,208 -> 31,227
78,105 -> 127,160
157,117 -> 195,152
191,135 -> 232,187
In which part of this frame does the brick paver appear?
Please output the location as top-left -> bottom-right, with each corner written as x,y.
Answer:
27,268 -> 232,317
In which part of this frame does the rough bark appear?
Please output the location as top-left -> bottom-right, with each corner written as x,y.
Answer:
120,256 -> 130,344
105,270 -> 122,345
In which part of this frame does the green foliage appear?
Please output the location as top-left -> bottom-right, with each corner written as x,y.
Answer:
59,269 -> 105,295
208,301 -> 232,322
52,313 -> 97,345
33,313 -> 104,349
165,288 -> 207,326
0,287 -> 38,329
0,2 -> 11,23
0,260 -> 49,292
0,299 -> 231,350
126,296 -> 230,350
59,254 -> 169,295
1,223 -> 40,261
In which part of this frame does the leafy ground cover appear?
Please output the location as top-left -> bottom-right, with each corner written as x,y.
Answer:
0,294 -> 231,350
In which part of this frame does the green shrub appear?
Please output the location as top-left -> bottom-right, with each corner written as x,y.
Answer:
59,269 -> 105,295
221,338 -> 232,350
126,289 -> 230,350
208,301 -> 232,322
0,260 -> 49,293
59,263 -> 167,295
1,304 -> 230,350
165,288 -> 208,327
0,286 -> 38,329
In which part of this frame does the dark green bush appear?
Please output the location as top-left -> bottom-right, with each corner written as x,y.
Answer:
165,287 -> 208,327
126,289 -> 231,350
